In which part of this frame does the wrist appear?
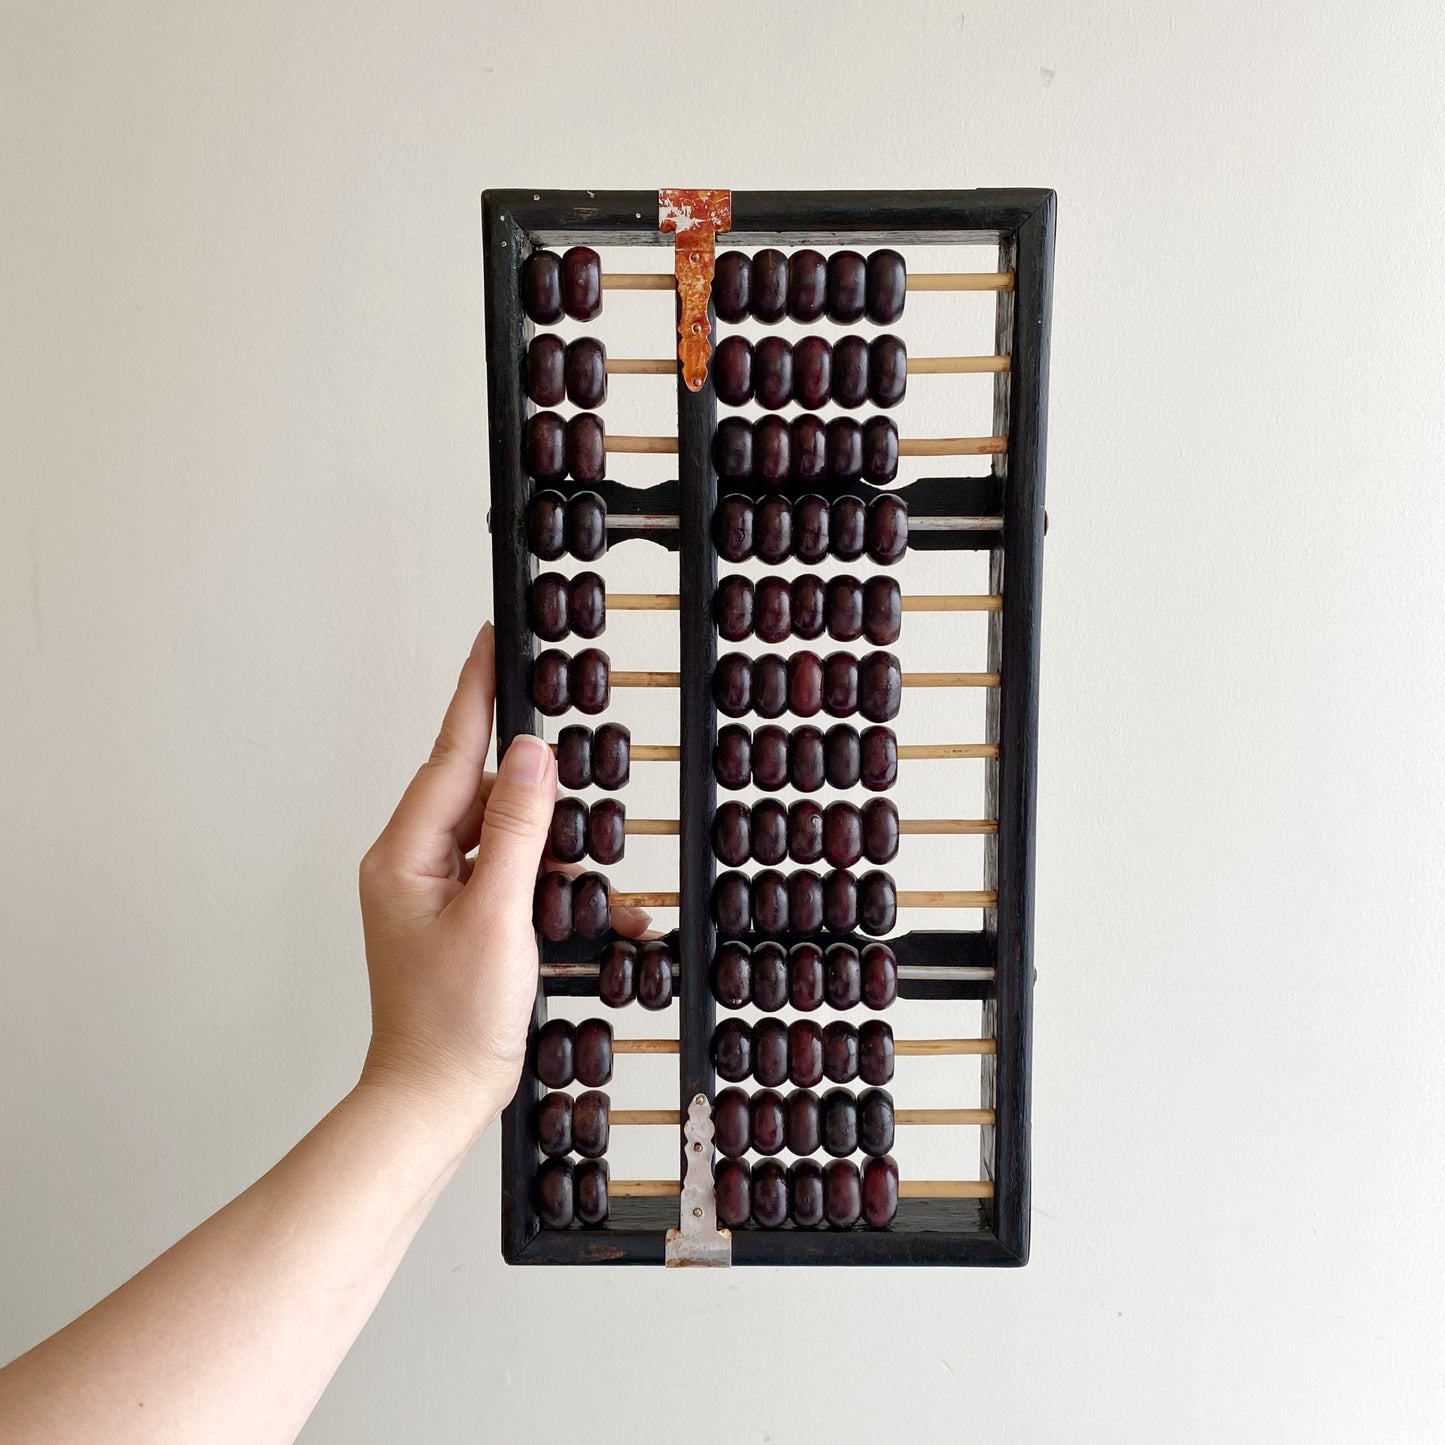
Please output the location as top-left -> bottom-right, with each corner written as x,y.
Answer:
353,1048 -> 511,1168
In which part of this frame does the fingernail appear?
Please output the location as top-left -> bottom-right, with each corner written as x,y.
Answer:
471,620 -> 493,656
501,732 -> 550,785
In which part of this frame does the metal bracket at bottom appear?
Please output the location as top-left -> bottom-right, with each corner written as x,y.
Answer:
664,1093 -> 732,1267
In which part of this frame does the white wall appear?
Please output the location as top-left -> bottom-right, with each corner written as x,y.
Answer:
4,3 -> 1444,1441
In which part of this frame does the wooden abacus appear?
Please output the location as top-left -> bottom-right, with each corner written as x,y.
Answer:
482,188 -> 1053,1266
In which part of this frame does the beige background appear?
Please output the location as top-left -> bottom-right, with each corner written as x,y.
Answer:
4,3 -> 1444,1441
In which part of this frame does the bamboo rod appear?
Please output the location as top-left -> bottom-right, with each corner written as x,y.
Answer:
605,358 -> 674,374
609,1108 -> 994,1127
600,273 -> 676,291
611,670 -> 682,687
630,744 -> 680,761
622,817 -> 994,835
898,436 -> 1007,457
607,435 -> 679,455
539,962 -> 994,982
609,889 -> 996,910
606,514 -> 1003,534
607,1179 -> 995,1199
609,593 -> 681,609
598,271 -> 1015,294
604,355 -> 1011,376
606,593 -> 1001,614
608,1179 -> 683,1197
612,1039 -> 682,1055
624,818 -> 681,836
611,1110 -> 681,1126
610,672 -> 998,690
608,1038 -> 996,1057
897,742 -> 997,759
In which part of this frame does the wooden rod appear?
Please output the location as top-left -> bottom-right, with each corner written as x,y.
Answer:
607,593 -> 1000,614
605,358 -> 675,374
607,514 -> 1003,534
898,436 -> 1007,457
610,1110 -> 681,1126
607,435 -> 679,455
624,818 -> 681,836
623,816 -> 993,835
613,892 -> 683,910
612,1039 -> 681,1055
605,356 -> 1010,376
607,1179 -> 995,1199
609,593 -> 681,609
611,672 -> 997,690
598,271 -> 1015,294
898,742 -> 997,759
609,1038 -> 996,1057
609,889 -> 996,910
630,744 -> 680,761
610,670 -> 682,687
610,1108 -> 995,1127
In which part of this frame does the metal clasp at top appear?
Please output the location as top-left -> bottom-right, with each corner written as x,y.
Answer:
658,188 -> 731,393
665,1092 -> 732,1267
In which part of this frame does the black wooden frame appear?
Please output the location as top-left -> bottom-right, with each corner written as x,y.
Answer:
482,189 -> 1053,1266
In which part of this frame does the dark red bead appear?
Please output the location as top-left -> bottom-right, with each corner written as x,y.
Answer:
825,576 -> 864,641
572,1089 -> 610,1158
754,494 -> 793,564
751,725 -> 788,792
868,495 -> 909,565
821,1089 -> 858,1158
750,796 -> 788,865
859,1020 -> 895,1084
575,1018 -> 613,1087
823,871 -> 858,933
793,335 -> 832,408
857,871 -> 897,936
752,1020 -> 789,1089
713,724 -> 752,789
790,417 -> 828,483
787,650 -> 824,717
823,652 -> 860,717
524,412 -> 566,482
862,1155 -> 898,1227
565,490 -> 607,561
751,655 -> 788,718
788,799 -> 824,865
824,1159 -> 862,1228
753,576 -> 791,644
713,494 -> 754,562
858,1088 -> 894,1157
863,575 -> 902,644
712,1019 -> 753,1083
712,872 -> 752,935
785,1089 -> 822,1157
750,1087 -> 787,1152
825,942 -> 863,1009
750,249 -> 788,323
712,939 -> 752,1007
751,941 -> 789,1012
536,1158 -> 574,1227
827,250 -> 867,324
753,336 -> 793,411
713,653 -> 752,717
521,251 -> 563,325
711,801 -> 751,868
527,490 -> 566,560
714,1088 -> 752,1158
593,722 -> 630,790
713,250 -> 751,324
535,1019 -> 575,1089
750,1158 -> 788,1228
823,1021 -> 859,1083
565,413 -> 605,483
571,872 -> 610,939
861,417 -> 899,484
824,725 -> 861,788
714,1157 -> 752,1227
713,418 -> 753,480
556,724 -> 591,788
832,335 -> 869,408
587,798 -> 625,865
753,417 -> 791,485
866,249 -> 906,324
751,869 -> 789,936
861,798 -> 899,864
860,726 -> 897,791
790,574 -> 826,639
575,1158 -> 610,1226
565,337 -> 607,408
826,418 -> 863,481
788,725 -> 826,792
532,649 -> 570,716
787,869 -> 824,936
530,572 -> 570,642
598,939 -> 636,1007
823,802 -> 864,869
636,940 -> 673,1010
560,246 -> 602,321
569,648 -> 610,715
790,942 -> 826,1011
860,944 -> 898,1010
547,797 -> 588,864
859,652 -> 901,723
714,575 -> 754,642
787,249 -> 827,322
713,334 -> 753,406
788,1020 -> 824,1088
526,334 -> 565,406
869,334 -> 907,407
789,1159 -> 826,1228
567,571 -> 606,639
830,494 -> 867,560
536,1092 -> 572,1156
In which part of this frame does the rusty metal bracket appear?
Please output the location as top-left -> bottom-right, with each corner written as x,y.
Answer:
658,187 -> 731,392
665,1092 -> 732,1266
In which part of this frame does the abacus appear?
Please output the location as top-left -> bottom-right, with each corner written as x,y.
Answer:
482,188 -> 1053,1266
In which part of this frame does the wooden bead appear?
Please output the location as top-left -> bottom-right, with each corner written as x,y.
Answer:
788,724 -> 826,792
754,575 -> 791,643
574,1158 -> 610,1226
750,726 -> 788,796
575,1018 -> 613,1088
535,1019 -> 575,1089
560,246 -> 601,322
860,726 -> 897,791
753,336 -> 793,411
526,490 -> 566,560
868,495 -> 909,566
869,334 -> 907,407
536,1091 -> 572,1157
532,649 -> 570,716
787,869 -> 824,936
529,572 -> 570,642
565,490 -> 607,561
821,1088 -> 858,1158
750,1088 -> 787,1154
823,1021 -> 860,1084
790,417 -> 828,484
862,416 -> 899,483
712,871 -> 751,935
751,868 -> 789,936
857,1087 -> 895,1157
751,654 -> 788,719
555,724 -> 591,789
713,653 -> 752,718
750,795 -> 788,864
826,417 -> 863,481
572,1089 -> 610,1159
866,249 -> 906,324
785,1088 -> 822,1157
832,335 -> 869,408
714,1087 -> 751,1158
823,801 -> 864,869
825,575 -> 864,642
788,1019 -> 824,1089
713,417 -> 753,480
860,943 -> 898,1010
547,797 -> 588,865
857,870 -> 897,936
861,798 -> 899,864
825,942 -> 863,1010
592,722 -> 630,790
790,574 -> 826,640
587,798 -> 626,866
751,941 -> 789,1013
713,494 -> 755,563
569,647 -> 610,715
712,1019 -> 753,1083
787,248 -> 827,322
753,1018 -> 789,1090
713,250 -> 752,324
567,570 -> 606,639
571,872 -> 610,939
715,575 -> 754,642
824,1159 -> 863,1228
859,652 -> 901,722
829,494 -> 867,560
536,1157 -> 574,1228
713,334 -> 753,406
824,724 -> 861,789
826,250 -> 867,324
789,941 -> 825,1012
858,1020 -> 895,1085
521,250 -> 563,325
565,336 -> 607,408
712,939 -> 752,1008
750,1158 -> 789,1229
788,1158 -> 826,1228
534,871 -> 572,942
565,413 -> 605,483
862,1154 -> 899,1227
713,723 -> 752,790
863,575 -> 902,644
711,801 -> 751,869
753,417 -> 791,485
787,798 -> 825,865
635,939 -> 673,1010
786,651 -> 823,719
823,870 -> 858,934
822,652 -> 860,718
598,939 -> 636,1008
793,335 -> 832,409
750,249 -> 788,323
524,412 -> 566,483
714,1157 -> 752,1228
526,334 -> 566,406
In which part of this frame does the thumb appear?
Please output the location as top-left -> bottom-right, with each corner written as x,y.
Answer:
456,733 -> 555,924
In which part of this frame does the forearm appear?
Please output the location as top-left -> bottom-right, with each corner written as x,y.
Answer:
0,1077 -> 491,1445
